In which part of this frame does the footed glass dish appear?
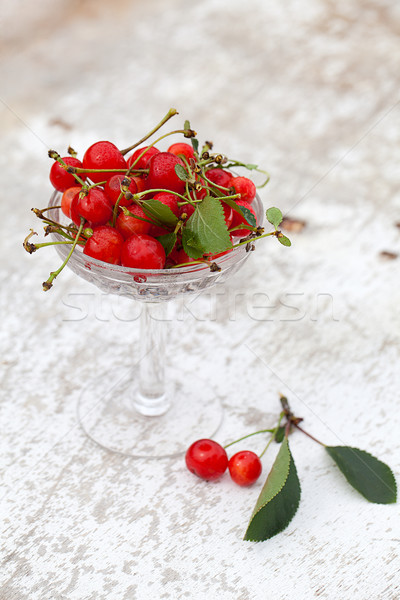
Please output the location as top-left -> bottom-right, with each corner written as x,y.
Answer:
49,191 -> 264,458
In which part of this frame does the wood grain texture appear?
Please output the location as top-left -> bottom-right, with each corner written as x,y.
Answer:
0,0 -> 399,598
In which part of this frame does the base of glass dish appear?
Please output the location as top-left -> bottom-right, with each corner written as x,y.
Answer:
77,366 -> 224,459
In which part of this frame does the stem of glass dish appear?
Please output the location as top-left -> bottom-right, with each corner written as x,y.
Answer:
134,301 -> 170,416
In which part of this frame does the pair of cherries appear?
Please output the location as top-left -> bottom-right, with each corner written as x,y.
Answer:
185,439 -> 262,486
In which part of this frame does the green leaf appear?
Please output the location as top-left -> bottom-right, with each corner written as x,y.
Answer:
226,160 -> 258,171
181,227 -> 204,259
141,198 -> 179,228
191,138 -> 199,154
157,232 -> 177,257
220,197 -> 256,227
325,446 -> 397,504
238,205 -> 256,228
277,235 -> 291,247
266,207 -> 283,229
175,164 -> 189,182
184,119 -> 191,131
274,426 -> 285,444
244,439 -> 301,541
185,196 -> 231,255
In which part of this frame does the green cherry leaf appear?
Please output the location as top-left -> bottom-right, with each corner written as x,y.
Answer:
191,137 -> 199,154
244,439 -> 301,542
184,119 -> 191,131
220,197 -> 256,227
325,446 -> 397,504
274,426 -> 285,444
175,164 -> 189,182
185,195 -> 231,255
157,232 -> 177,257
141,198 -> 179,228
181,226 -> 204,259
238,205 -> 256,228
277,234 -> 291,247
266,207 -> 283,230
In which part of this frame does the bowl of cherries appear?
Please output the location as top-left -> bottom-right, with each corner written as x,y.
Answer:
24,109 -> 291,459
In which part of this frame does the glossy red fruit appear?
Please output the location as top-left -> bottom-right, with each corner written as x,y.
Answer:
179,203 -> 196,219
147,152 -> 186,194
189,186 -> 207,201
82,141 -> 127,184
61,186 -> 81,218
185,439 -> 228,481
149,192 -> 180,237
83,226 -> 124,265
127,146 -> 160,170
222,203 -> 234,229
70,188 -> 113,227
50,157 -> 84,192
116,204 -> 152,239
121,234 -> 166,269
231,176 -> 256,204
231,200 -> 257,237
131,175 -> 147,193
104,175 -> 138,208
169,246 -> 197,265
167,142 -> 195,162
228,451 -> 262,487
204,248 -> 233,261
206,168 -> 233,189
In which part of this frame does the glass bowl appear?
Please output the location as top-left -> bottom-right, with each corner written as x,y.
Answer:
48,191 -> 265,458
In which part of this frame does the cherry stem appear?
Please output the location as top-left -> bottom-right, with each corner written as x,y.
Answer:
35,240 -> 80,249
43,218 -> 85,291
126,129 -> 191,174
120,206 -> 159,226
225,161 -> 270,188
74,167 -> 147,174
54,156 -> 86,187
112,191 -> 125,227
231,232 -> 275,249
259,412 -> 285,458
170,259 -> 209,269
224,428 -> 275,450
293,423 -> 326,446
134,188 -> 188,203
120,108 -> 178,156
202,174 -> 232,193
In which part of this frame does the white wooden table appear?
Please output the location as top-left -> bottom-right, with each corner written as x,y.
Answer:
1,1 -> 399,598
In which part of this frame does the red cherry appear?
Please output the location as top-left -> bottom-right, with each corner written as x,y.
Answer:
169,246 -> 197,265
82,141 -> 127,184
116,204 -> 152,239
50,157 -> 84,192
204,248 -> 233,261
222,203 -> 234,229
206,168 -> 233,189
149,192 -> 180,237
228,451 -> 262,487
185,439 -> 228,481
231,176 -> 256,204
61,186 -> 81,218
127,146 -> 160,170
179,203 -> 196,219
147,152 -> 186,194
190,186 -> 207,201
104,175 -> 138,207
83,226 -> 124,265
167,142 -> 195,162
70,188 -> 113,227
131,175 -> 147,193
121,234 -> 166,269
231,200 -> 257,237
